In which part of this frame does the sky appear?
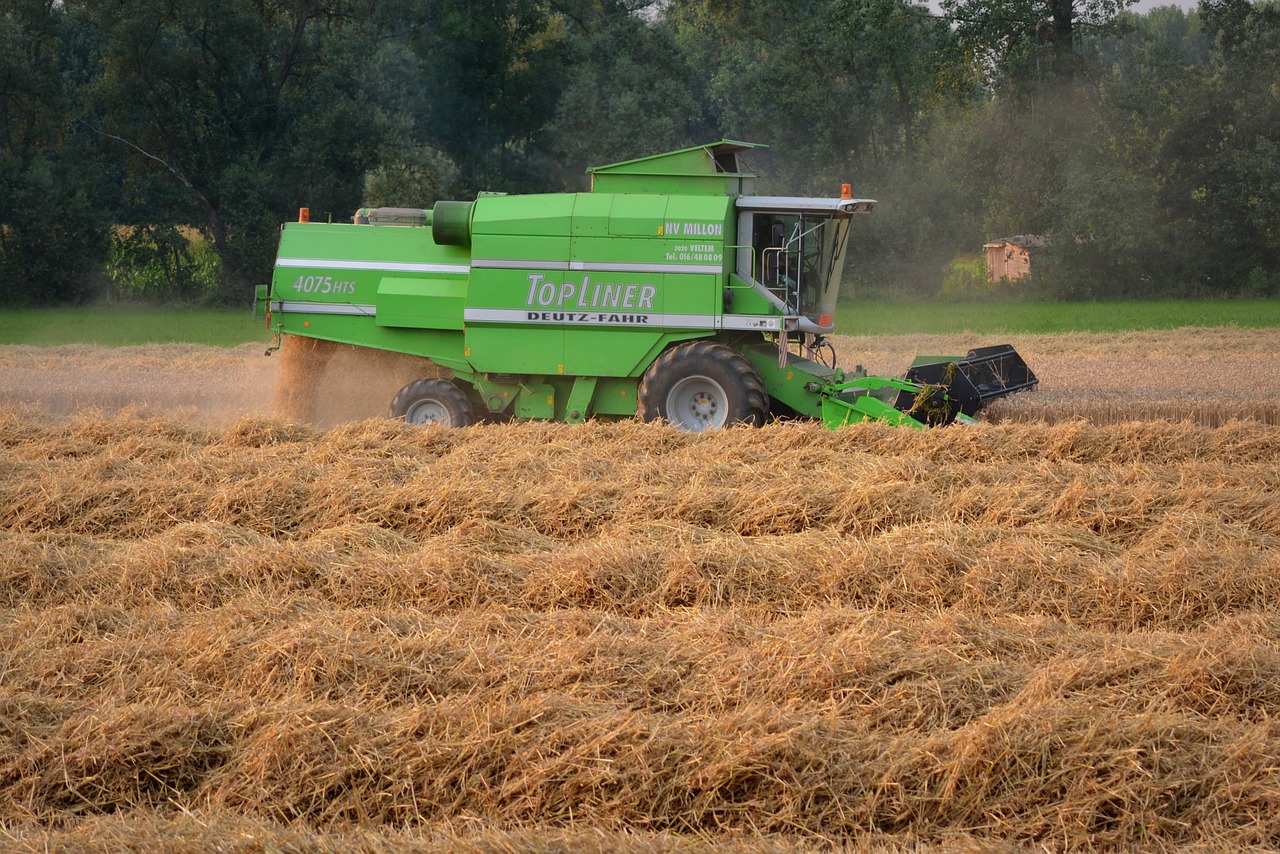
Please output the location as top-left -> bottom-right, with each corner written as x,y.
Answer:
1127,0 -> 1199,11
925,0 -> 1201,13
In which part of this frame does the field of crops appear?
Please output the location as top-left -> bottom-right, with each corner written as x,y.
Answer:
1,329 -> 1278,851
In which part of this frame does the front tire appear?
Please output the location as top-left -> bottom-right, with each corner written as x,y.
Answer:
390,378 -> 477,427
637,341 -> 768,431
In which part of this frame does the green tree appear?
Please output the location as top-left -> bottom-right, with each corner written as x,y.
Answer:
941,0 -> 1137,85
0,1 -> 110,305
407,0 -> 575,194
827,0 -> 965,162
1190,0 -> 1280,291
1090,1 -> 1280,295
84,0 -> 399,303
665,0 -> 961,191
660,0 -> 986,295
1088,7 -> 1214,294
547,12 -> 708,173
363,144 -> 461,208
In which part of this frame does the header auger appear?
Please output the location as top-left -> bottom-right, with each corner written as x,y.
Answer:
257,141 -> 1035,430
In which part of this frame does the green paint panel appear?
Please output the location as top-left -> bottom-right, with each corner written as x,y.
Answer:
588,140 -> 762,196
563,326 -> 669,377
572,194 -> 612,236
742,344 -> 833,418
609,195 -> 667,237
470,234 -> 571,263
466,323 -> 564,375
376,277 -> 465,330
516,382 -> 557,419
564,376 -> 598,422
276,221 -> 465,266
591,377 -> 641,417
569,236 -> 669,267
472,193 -> 574,236
725,275 -> 774,315
463,191 -> 732,379
272,314 -> 468,372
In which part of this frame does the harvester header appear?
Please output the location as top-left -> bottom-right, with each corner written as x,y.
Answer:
258,141 -> 1035,430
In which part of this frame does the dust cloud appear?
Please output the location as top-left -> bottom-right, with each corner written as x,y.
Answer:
4,328 -> 1278,428
272,336 -> 446,426
0,336 -> 444,428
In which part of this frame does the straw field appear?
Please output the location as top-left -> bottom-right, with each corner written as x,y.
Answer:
1,328 -> 1279,851
2,327 -> 1277,427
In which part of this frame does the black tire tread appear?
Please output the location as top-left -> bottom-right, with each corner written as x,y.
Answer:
637,340 -> 768,428
389,378 -> 477,427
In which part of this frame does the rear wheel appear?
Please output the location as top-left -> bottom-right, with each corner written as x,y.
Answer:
637,341 -> 768,431
390,378 -> 476,427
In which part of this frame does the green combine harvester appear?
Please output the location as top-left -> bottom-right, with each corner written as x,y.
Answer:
256,141 -> 1035,430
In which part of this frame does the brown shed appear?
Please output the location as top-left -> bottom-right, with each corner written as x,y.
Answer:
984,234 -> 1045,282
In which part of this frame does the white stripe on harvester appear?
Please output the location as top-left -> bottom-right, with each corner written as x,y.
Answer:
471,259 -> 720,276
271,301 -> 377,317
276,258 -> 470,275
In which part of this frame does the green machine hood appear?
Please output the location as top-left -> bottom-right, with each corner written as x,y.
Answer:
587,140 -> 765,196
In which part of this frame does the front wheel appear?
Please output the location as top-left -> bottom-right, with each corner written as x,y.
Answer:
389,378 -> 476,427
637,341 -> 768,431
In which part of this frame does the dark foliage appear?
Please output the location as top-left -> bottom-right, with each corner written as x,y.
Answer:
0,0 -> 1274,304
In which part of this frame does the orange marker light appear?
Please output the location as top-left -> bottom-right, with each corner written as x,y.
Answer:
819,313 -> 834,327
840,184 -> 852,200
299,207 -> 310,223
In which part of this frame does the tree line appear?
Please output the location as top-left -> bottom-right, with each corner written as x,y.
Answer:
1,0 -> 1277,306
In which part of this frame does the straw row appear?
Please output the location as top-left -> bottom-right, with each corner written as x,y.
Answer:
2,601 -> 1279,845
4,413 -> 1277,539
2,512 -> 1277,632
3,405 -> 1279,849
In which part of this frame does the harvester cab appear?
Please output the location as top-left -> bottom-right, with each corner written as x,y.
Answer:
257,140 -> 1036,430
737,196 -> 860,333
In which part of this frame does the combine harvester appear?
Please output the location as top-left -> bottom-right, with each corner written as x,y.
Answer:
257,141 -> 1035,430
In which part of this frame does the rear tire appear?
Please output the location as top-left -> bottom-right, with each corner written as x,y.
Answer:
637,341 -> 768,431
390,378 -> 477,427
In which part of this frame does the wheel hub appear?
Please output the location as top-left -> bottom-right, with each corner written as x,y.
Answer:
406,400 -> 450,425
667,375 -> 728,431
688,391 -> 718,423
